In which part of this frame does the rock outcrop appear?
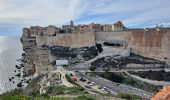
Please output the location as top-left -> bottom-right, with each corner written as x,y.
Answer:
20,22 -> 170,75
49,46 -> 98,65
130,28 -> 170,65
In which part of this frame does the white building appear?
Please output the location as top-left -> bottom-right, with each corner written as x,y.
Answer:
56,60 -> 69,66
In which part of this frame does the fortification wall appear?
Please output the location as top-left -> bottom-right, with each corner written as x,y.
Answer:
130,29 -> 170,64
96,31 -> 131,43
21,27 -> 170,76
95,30 -> 170,65
46,32 -> 96,48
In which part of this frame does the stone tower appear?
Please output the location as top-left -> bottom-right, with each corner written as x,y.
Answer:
70,20 -> 73,26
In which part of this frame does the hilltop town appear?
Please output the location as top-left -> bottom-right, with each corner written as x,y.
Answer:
16,21 -> 170,99
21,21 -> 170,74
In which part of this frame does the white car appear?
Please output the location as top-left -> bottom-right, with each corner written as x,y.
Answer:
91,82 -> 97,85
89,83 -> 94,86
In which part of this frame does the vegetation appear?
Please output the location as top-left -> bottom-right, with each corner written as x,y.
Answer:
98,72 -> 124,83
103,42 -> 122,47
95,72 -> 161,93
129,53 -> 165,64
0,89 -> 23,96
91,52 -> 164,70
0,95 -> 96,100
0,95 -> 32,100
116,93 -> 142,100
0,86 -> 89,100
95,43 -> 103,53
0,80 -> 88,100
23,76 -> 42,96
45,85 -> 87,96
73,95 -> 95,100
89,66 -> 96,71
129,70 -> 170,81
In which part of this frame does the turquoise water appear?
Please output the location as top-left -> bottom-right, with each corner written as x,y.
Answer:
0,36 -> 23,94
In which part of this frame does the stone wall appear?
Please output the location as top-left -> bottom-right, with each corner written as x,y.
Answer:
95,30 -> 170,65
96,31 -> 131,43
46,32 -> 96,48
21,27 -> 170,75
130,29 -> 170,64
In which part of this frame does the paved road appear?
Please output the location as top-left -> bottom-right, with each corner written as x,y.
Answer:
66,67 -> 170,72
76,72 -> 153,99
125,71 -> 170,86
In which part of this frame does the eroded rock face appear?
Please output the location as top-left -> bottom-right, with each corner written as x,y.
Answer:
49,46 -> 98,64
96,29 -> 170,65
130,29 -> 170,64
21,31 -> 52,75
91,53 -> 165,70
21,26 -> 170,75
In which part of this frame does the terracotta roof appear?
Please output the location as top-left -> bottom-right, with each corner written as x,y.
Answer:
152,86 -> 170,100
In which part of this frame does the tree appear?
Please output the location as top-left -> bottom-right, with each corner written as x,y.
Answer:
89,66 -> 96,71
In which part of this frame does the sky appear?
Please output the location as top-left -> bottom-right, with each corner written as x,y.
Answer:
0,0 -> 170,36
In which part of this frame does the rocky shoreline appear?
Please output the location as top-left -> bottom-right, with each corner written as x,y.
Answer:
8,53 -> 34,89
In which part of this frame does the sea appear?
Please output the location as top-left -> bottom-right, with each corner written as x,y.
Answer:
0,36 -> 23,94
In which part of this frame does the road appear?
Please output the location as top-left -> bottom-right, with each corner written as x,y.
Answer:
125,71 -> 170,86
66,67 -> 170,72
75,71 -> 153,99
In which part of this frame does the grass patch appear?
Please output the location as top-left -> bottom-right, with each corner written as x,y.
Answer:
66,87 -> 87,95
0,95 -> 95,100
0,89 -> 23,96
73,95 -> 95,100
0,95 -> 70,100
116,92 -> 142,100
45,85 -> 87,96
49,97 -> 69,100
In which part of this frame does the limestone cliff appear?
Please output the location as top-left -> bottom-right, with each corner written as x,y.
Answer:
21,24 -> 170,75
21,28 -> 52,75
130,28 -> 170,64
95,29 -> 170,65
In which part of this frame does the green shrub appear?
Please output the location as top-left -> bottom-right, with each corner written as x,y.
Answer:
49,97 -> 68,100
116,93 -> 142,100
73,95 -> 95,100
89,66 -> 96,71
0,95 -> 32,100
66,87 -> 85,95
46,85 -> 66,95
40,93 -> 50,99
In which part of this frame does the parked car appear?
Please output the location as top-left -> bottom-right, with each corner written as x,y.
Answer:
79,77 -> 86,82
85,84 -> 91,89
87,81 -> 91,84
74,70 -> 79,72
72,77 -> 78,81
101,86 -> 108,92
101,88 -> 107,91
91,82 -> 97,85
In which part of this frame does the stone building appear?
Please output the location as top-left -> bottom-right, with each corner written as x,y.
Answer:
103,24 -> 112,32
76,25 -> 91,32
62,21 -> 75,33
29,26 -> 44,36
21,21 -> 170,75
44,25 -> 59,36
112,21 -> 125,31
88,23 -> 103,32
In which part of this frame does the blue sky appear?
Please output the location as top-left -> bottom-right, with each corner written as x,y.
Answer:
0,0 -> 170,36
